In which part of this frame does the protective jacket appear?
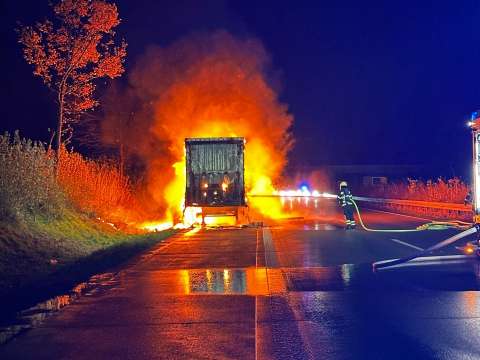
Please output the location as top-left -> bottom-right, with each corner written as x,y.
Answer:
337,188 -> 354,207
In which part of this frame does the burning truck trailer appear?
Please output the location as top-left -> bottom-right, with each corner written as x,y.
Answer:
184,137 -> 248,226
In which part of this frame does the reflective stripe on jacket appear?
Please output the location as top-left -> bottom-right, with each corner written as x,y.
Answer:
337,188 -> 353,207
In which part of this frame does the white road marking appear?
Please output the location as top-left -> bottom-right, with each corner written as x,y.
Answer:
262,227 -> 279,268
264,227 -> 314,359
390,238 -> 424,251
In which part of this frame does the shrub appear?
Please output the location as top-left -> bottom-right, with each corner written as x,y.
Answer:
360,177 -> 471,220
0,132 -> 143,224
362,177 -> 469,203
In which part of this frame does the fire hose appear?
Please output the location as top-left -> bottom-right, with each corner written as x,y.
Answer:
321,194 -> 478,269
250,192 -> 472,231
347,198 -> 477,269
250,192 -> 477,268
351,198 -> 472,232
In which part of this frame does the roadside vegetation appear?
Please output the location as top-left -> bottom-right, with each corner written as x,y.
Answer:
57,147 -> 145,225
0,132 -> 171,317
0,0 -> 175,320
362,178 -> 469,203
361,178 -> 471,220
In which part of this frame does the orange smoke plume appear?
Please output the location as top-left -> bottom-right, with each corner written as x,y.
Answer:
107,31 -> 294,223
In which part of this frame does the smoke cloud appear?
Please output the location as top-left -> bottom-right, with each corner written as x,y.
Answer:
102,31 -> 294,221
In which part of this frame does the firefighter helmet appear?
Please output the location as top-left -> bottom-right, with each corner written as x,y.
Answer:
339,181 -> 348,189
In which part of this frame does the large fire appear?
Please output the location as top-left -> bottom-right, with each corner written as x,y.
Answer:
104,32 -> 294,228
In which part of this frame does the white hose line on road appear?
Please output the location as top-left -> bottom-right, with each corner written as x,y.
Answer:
373,226 -> 477,270
351,199 -> 470,232
368,208 -> 434,222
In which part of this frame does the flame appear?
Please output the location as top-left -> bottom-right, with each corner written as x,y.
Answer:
204,216 -> 236,226
140,221 -> 174,232
248,175 -> 286,219
148,33 -> 292,224
115,32 -> 294,229
183,206 -> 202,226
221,182 -> 228,192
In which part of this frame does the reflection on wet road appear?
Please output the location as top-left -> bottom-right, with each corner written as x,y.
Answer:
179,268 -> 269,295
2,205 -> 480,359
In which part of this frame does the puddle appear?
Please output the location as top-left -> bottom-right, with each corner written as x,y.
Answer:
0,272 -> 118,345
175,268 -> 275,295
186,269 -> 247,294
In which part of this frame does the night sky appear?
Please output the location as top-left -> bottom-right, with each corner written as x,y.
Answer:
2,0 -> 480,177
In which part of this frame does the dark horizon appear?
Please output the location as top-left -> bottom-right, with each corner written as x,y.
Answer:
1,0 -> 479,179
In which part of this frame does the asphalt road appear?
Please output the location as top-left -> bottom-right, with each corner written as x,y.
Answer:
1,203 -> 480,359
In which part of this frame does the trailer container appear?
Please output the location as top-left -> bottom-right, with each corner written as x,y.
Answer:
185,137 -> 247,224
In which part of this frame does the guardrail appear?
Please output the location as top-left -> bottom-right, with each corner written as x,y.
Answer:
353,196 -> 472,213
248,193 -> 472,213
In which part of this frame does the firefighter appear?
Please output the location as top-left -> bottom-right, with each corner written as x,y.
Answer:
338,181 -> 356,229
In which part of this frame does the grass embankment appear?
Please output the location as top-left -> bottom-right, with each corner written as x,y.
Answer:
0,132 -> 171,319
0,215 -> 173,320
0,212 -> 173,303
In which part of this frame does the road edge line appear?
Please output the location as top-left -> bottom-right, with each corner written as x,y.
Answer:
390,238 -> 424,251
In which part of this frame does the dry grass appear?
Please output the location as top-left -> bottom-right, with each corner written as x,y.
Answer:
0,132 -> 143,224
57,148 -> 141,223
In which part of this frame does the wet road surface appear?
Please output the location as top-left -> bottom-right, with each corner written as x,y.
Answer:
1,205 -> 480,359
